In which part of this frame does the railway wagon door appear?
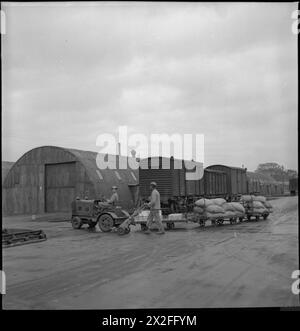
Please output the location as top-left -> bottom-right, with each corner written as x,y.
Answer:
45,162 -> 76,212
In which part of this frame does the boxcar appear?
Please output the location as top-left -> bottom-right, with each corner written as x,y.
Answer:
289,177 -> 298,195
204,169 -> 227,197
139,157 -> 230,213
139,156 -> 203,195
205,165 -> 247,199
139,156 -> 206,213
246,171 -> 284,196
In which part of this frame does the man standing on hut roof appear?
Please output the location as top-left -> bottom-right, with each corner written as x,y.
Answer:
107,186 -> 119,206
144,182 -> 165,235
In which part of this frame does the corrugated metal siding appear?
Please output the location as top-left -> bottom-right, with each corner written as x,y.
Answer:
204,170 -> 227,196
139,157 -> 204,201
205,164 -> 247,196
3,146 -> 139,215
45,162 -> 76,212
2,161 -> 14,184
139,168 -> 173,202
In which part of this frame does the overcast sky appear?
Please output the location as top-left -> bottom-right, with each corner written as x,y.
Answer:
2,2 -> 298,171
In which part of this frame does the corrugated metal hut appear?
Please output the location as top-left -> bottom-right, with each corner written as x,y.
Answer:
2,161 -> 14,184
2,146 -> 138,215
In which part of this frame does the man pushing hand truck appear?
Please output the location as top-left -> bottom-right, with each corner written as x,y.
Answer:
143,182 -> 165,235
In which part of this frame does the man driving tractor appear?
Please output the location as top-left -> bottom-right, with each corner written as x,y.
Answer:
106,186 -> 119,206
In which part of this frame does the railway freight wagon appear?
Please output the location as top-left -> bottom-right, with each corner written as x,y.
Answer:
204,169 -> 227,197
289,177 -> 298,195
139,157 -> 227,214
247,171 -> 284,196
205,165 -> 248,199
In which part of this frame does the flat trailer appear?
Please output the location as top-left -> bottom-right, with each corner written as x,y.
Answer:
245,211 -> 270,221
117,210 -> 192,235
240,200 -> 272,221
117,209 -> 246,235
193,213 -> 245,227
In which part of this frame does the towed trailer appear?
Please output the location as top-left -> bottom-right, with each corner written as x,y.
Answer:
117,210 -> 193,235
244,210 -> 270,221
193,212 -> 245,227
117,208 -> 246,235
240,200 -> 271,221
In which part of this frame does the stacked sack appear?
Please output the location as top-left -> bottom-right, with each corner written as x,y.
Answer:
240,195 -> 268,214
252,196 -> 273,213
194,198 -> 246,219
229,202 -> 246,217
252,200 -> 268,214
194,198 -> 225,219
223,202 -> 245,219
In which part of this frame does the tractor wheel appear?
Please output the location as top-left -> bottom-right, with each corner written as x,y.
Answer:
125,228 -> 130,234
71,217 -> 83,229
98,214 -> 114,232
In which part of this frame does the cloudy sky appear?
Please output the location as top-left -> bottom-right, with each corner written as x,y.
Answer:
2,2 -> 298,171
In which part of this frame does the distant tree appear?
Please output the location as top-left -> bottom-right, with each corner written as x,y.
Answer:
286,169 -> 298,179
255,163 -> 297,182
255,163 -> 285,182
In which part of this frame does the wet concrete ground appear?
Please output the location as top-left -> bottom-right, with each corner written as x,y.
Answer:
2,196 -> 299,309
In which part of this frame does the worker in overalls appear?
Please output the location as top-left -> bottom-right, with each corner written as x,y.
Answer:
144,182 -> 165,235
107,186 -> 119,206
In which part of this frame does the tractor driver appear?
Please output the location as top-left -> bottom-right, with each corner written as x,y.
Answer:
107,186 -> 119,206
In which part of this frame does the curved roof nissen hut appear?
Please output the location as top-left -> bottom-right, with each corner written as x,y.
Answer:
3,146 -> 138,215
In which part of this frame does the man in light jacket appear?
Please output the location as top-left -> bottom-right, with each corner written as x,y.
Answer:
107,186 -> 119,206
144,182 -> 165,234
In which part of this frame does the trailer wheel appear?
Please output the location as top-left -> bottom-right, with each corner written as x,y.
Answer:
141,223 -> 147,232
98,214 -> 114,232
256,216 -> 260,221
263,214 -> 269,220
117,227 -> 126,235
239,217 -> 244,222
199,220 -> 205,227
71,217 -> 83,229
167,222 -> 175,230
247,215 -> 251,221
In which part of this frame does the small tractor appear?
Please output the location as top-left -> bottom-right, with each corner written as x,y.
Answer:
71,199 -> 130,232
